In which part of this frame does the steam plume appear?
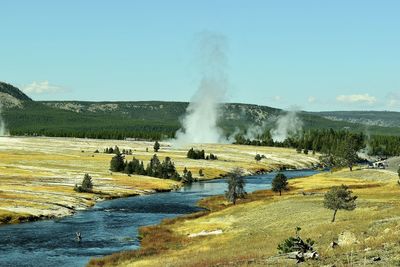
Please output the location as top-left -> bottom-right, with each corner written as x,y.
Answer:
0,102 -> 8,136
270,109 -> 303,142
173,32 -> 229,145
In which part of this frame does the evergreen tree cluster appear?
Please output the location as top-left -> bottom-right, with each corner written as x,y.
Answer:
124,157 -> 146,175
368,135 -> 400,157
187,148 -> 218,160
109,153 -> 184,181
187,148 -> 205,159
234,128 -> 400,157
182,167 -> 194,184
206,153 -> 218,160
104,146 -> 132,155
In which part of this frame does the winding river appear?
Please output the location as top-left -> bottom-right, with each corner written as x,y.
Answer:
0,170 -> 319,267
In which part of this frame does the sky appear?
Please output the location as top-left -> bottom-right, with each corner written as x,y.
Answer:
1,0 -> 400,111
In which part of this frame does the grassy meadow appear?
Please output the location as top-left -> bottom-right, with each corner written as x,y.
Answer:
0,136 -> 318,224
89,168 -> 400,267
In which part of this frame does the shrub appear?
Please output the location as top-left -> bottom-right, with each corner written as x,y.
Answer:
74,174 -> 93,193
277,227 -> 315,254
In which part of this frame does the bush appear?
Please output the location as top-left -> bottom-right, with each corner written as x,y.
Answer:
74,174 -> 93,193
277,227 -> 315,254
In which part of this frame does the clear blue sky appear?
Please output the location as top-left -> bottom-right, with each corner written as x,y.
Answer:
1,0 -> 400,111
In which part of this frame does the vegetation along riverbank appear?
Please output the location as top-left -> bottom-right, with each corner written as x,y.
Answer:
0,136 -> 318,225
88,167 -> 400,266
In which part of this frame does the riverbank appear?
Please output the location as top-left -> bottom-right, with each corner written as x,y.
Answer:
0,136 -> 319,225
89,167 -> 400,266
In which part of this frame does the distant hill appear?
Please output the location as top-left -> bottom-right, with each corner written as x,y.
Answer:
0,81 -> 399,139
316,111 -> 400,128
0,82 -> 32,108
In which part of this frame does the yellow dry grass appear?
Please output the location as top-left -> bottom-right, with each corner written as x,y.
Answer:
0,136 -> 317,224
106,168 -> 400,267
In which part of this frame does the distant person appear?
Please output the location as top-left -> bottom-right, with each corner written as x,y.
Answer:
76,232 -> 82,242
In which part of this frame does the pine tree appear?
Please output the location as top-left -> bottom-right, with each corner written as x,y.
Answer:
324,185 -> 357,222
110,152 -> 125,172
147,154 -> 161,177
74,173 -> 93,193
82,174 -> 93,192
160,157 -> 179,179
272,173 -> 288,196
182,170 -> 193,184
154,141 -> 160,152
225,168 -> 246,205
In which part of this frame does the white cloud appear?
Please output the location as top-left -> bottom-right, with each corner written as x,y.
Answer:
22,81 -> 64,94
386,92 -> 400,108
273,95 -> 282,101
308,96 -> 316,103
336,93 -> 377,104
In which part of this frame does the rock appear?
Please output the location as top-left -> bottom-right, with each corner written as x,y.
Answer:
330,241 -> 339,248
287,251 -> 319,263
372,256 -> 381,262
338,231 -> 358,246
188,229 -> 223,238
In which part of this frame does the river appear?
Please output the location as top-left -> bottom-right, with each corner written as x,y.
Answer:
0,169 -> 319,267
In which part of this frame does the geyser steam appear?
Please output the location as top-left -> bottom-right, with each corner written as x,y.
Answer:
0,102 -> 8,136
173,32 -> 229,145
270,110 -> 303,142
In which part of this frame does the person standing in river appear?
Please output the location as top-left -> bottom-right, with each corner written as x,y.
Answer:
76,232 -> 82,242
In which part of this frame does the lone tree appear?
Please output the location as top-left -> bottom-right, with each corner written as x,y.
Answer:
272,172 -> 288,196
153,141 -> 160,152
225,168 -> 246,205
323,184 -> 357,222
110,152 -> 125,172
255,154 -> 262,162
74,174 -> 93,193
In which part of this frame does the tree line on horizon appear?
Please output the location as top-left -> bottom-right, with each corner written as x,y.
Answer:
234,128 -> 400,157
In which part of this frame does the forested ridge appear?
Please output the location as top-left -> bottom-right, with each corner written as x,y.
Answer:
1,81 -> 400,150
